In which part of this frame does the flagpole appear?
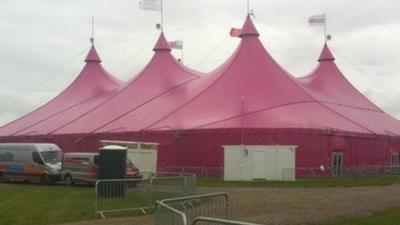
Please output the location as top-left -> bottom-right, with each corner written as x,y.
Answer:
324,14 -> 327,43
161,0 -> 164,32
181,47 -> 184,63
247,0 -> 250,15
90,16 -> 94,46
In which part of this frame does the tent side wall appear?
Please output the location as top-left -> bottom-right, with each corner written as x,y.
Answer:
1,129 -> 399,177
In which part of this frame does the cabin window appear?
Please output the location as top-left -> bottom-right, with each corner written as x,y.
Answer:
32,152 -> 44,165
391,153 -> 399,174
332,152 -> 343,176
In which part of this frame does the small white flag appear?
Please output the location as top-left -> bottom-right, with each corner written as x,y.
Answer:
308,14 -> 326,26
168,40 -> 183,49
139,0 -> 161,11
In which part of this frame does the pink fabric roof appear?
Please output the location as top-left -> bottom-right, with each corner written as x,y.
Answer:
52,33 -> 202,135
1,17 -> 400,138
297,44 -> 400,135
297,44 -> 381,111
0,46 -> 122,136
130,18 -> 384,134
70,17 -> 393,135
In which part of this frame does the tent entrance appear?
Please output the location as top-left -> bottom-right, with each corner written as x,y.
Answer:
332,152 -> 343,176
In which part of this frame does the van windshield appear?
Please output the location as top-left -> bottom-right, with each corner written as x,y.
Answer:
41,151 -> 63,164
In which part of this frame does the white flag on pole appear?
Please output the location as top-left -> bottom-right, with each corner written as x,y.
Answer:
168,40 -> 183,49
139,0 -> 161,11
308,14 -> 326,26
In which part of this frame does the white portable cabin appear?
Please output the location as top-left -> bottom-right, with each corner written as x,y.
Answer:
100,140 -> 158,175
223,145 -> 296,181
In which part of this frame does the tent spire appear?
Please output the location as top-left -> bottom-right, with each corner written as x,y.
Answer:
318,43 -> 335,62
239,16 -> 259,38
153,32 -> 171,52
85,47 -> 101,63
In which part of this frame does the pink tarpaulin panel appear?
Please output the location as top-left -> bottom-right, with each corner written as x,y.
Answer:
322,103 -> 400,135
12,88 -> 120,136
54,33 -> 201,135
193,102 -> 370,133
297,44 -> 400,135
95,17 -> 318,133
298,45 -> 381,112
0,46 -> 122,136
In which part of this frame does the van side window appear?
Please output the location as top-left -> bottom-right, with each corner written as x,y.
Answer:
72,157 -> 89,165
32,152 -> 44,165
94,156 -> 99,166
72,157 -> 89,162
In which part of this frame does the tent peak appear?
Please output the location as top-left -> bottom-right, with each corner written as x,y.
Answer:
85,46 -> 102,63
318,44 -> 335,62
153,32 -> 171,52
239,16 -> 259,38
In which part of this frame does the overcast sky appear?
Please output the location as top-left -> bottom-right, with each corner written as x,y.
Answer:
0,0 -> 400,126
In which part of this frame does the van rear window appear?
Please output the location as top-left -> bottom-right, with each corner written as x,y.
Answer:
0,152 -> 13,162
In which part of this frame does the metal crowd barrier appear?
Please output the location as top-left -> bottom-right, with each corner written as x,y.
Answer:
158,167 -> 224,178
296,166 -> 400,178
156,165 -> 400,179
192,217 -> 264,225
155,192 -> 229,225
95,174 -> 197,218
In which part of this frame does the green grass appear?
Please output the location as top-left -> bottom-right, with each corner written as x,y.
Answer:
1,177 -> 400,225
319,207 -> 400,225
197,176 -> 400,188
0,183 -> 170,225
0,183 -> 96,225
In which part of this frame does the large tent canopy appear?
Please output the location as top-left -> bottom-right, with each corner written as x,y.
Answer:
1,16 -> 399,139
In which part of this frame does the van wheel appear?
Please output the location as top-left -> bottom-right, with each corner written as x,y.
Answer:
41,174 -> 51,185
65,175 -> 73,186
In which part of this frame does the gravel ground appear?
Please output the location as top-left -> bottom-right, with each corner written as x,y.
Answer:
63,184 -> 400,225
207,184 -> 400,224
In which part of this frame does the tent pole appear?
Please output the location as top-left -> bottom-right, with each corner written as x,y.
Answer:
161,0 -> 164,32
324,14 -> 327,43
181,47 -> 184,63
240,97 -> 245,147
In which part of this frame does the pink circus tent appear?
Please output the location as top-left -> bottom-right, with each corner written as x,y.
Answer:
1,17 -> 399,174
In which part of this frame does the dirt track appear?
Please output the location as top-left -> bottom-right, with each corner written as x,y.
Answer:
206,185 -> 400,224
63,184 -> 400,225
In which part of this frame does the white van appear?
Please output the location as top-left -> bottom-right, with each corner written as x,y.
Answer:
61,152 -> 142,186
0,143 -> 63,184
